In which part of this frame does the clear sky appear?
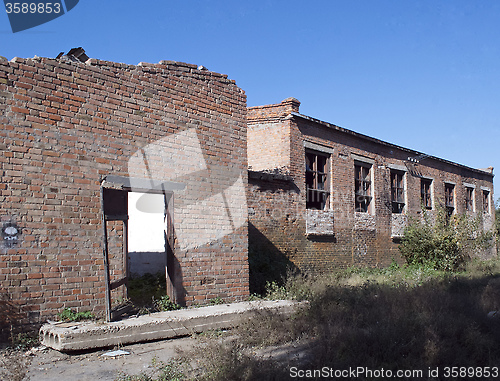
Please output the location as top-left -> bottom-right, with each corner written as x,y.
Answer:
1,0 -> 499,201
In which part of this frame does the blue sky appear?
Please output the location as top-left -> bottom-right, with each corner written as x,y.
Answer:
1,1 -> 499,201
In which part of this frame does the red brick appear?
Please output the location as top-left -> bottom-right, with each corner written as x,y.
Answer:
1,53 -> 248,327
11,106 -> 29,114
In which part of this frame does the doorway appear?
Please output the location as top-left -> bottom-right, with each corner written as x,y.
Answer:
127,192 -> 168,310
101,176 -> 176,321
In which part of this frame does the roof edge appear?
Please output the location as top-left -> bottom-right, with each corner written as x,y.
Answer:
291,112 -> 494,178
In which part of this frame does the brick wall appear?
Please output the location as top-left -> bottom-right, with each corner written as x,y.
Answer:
247,97 -> 299,173
247,99 -> 495,280
0,55 -> 248,327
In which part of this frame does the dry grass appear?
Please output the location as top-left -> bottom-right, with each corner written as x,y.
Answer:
177,259 -> 500,381
115,259 -> 500,380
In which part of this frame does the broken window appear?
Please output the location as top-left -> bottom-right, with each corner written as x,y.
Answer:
355,162 -> 372,213
445,183 -> 455,217
306,150 -> 330,210
465,187 -> 474,212
390,170 -> 405,214
483,190 -> 490,214
420,179 -> 432,209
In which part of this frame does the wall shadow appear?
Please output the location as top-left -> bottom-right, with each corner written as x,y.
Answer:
306,235 -> 337,243
170,250 -> 186,307
248,222 -> 299,295
248,170 -> 300,194
0,290 -> 22,342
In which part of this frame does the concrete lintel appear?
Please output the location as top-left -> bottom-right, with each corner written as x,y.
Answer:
39,300 -> 303,352
304,141 -> 334,154
248,170 -> 293,182
352,153 -> 375,165
102,175 -> 186,193
387,163 -> 407,172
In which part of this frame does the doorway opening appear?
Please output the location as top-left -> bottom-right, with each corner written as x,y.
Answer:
127,192 -> 169,312
100,175 -> 178,321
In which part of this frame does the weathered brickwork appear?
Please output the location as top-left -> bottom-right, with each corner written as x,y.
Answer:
248,98 -> 495,277
0,55 -> 248,327
247,98 -> 299,173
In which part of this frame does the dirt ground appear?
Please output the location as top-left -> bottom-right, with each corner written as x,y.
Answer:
0,332 -> 311,381
4,336 -> 197,381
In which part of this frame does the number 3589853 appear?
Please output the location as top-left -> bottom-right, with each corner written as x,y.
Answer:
5,3 -> 61,14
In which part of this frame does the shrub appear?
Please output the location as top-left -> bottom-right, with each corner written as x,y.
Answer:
128,272 -> 167,307
495,198 -> 499,250
9,331 -> 39,351
399,207 -> 493,271
58,308 -> 94,322
153,295 -> 181,312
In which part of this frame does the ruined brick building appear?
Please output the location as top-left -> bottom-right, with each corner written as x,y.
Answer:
0,52 -> 248,326
0,51 -> 496,328
247,98 -> 495,290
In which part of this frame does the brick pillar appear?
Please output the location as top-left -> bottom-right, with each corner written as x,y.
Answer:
281,97 -> 300,113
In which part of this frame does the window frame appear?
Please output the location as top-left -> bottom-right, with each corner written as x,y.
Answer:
354,161 -> 373,213
465,186 -> 475,212
482,189 -> 491,214
305,149 -> 330,210
420,178 -> 433,210
444,183 -> 455,217
390,170 -> 405,214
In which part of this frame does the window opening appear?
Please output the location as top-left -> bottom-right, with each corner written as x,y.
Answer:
483,190 -> 490,214
355,163 -> 372,213
391,171 -> 405,214
306,150 -> 330,210
420,179 -> 432,209
445,183 -> 455,217
465,187 -> 474,212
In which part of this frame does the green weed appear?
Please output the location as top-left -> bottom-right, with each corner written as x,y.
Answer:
153,295 -> 181,312
115,358 -> 186,381
58,308 -> 94,322
399,207 -> 494,271
128,272 -> 167,307
208,297 -> 224,305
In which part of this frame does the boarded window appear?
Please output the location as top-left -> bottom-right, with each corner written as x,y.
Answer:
465,187 -> 474,212
445,183 -> 455,217
355,163 -> 372,213
421,179 -> 432,209
306,150 -> 330,210
391,171 -> 405,214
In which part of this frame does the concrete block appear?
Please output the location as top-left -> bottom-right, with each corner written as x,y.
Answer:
39,300 -> 302,352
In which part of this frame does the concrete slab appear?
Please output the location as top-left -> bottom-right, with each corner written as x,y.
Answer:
39,300 -> 302,352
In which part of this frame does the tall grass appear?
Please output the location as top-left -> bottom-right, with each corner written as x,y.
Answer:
187,261 -> 500,381
117,260 -> 500,381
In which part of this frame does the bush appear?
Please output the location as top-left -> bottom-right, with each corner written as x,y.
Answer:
495,198 -> 499,250
153,295 -> 181,312
58,308 -> 94,322
128,272 -> 167,307
399,207 -> 493,271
